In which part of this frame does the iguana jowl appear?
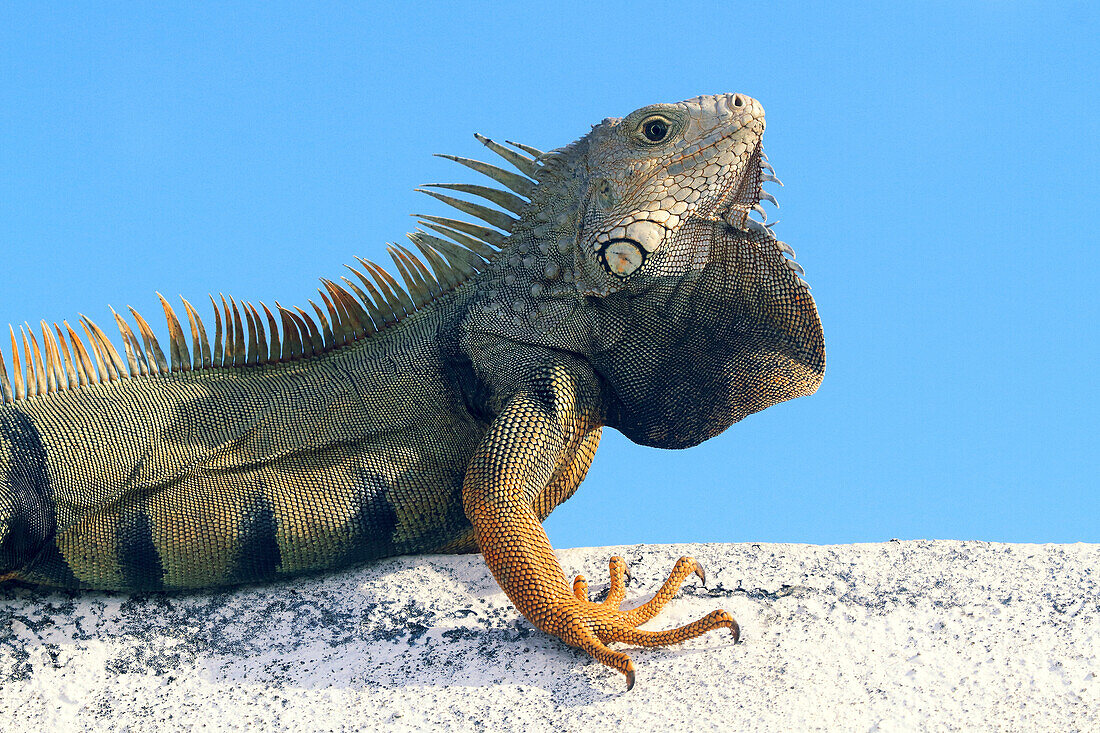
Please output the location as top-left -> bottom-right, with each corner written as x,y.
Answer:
0,94 -> 823,689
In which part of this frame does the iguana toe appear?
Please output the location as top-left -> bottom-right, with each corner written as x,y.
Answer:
539,556 -> 736,686
572,574 -> 589,600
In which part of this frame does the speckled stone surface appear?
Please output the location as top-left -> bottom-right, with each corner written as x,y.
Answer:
1,541 -> 1097,731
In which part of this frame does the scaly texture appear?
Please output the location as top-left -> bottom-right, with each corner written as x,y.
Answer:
0,93 -> 824,688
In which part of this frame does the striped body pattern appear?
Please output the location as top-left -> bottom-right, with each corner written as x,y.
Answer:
1,94 -> 824,688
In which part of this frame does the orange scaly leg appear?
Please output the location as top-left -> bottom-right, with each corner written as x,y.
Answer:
463,366 -> 740,689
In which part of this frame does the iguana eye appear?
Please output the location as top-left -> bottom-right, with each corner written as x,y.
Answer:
641,118 -> 670,143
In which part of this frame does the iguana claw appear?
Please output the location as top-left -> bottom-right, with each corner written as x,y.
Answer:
548,556 -> 737,687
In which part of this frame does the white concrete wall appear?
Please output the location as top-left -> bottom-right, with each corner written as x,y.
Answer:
1,541 -> 1096,731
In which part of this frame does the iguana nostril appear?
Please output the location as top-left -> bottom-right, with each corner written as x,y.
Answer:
733,95 -> 743,107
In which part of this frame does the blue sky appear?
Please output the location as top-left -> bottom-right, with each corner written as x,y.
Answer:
1,3 -> 1096,547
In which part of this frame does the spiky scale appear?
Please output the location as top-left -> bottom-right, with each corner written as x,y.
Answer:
52,324 -> 78,390
9,327 -> 25,400
318,282 -> 351,342
418,218 -> 502,257
474,132 -> 539,179
0,336 -> 11,403
408,234 -> 459,290
181,297 -> 210,369
289,309 -> 318,355
157,293 -> 190,373
397,244 -> 442,298
309,299 -> 334,348
412,230 -> 486,273
18,328 -> 33,396
387,247 -> 428,308
350,261 -> 400,323
260,303 -> 282,362
315,290 -> 344,345
505,139 -> 544,159
246,304 -> 269,364
242,304 -> 260,364
389,244 -> 429,296
342,265 -> 391,328
229,297 -> 247,366
433,153 -> 536,199
284,306 -> 312,357
54,324 -> 78,389
277,306 -> 302,360
422,183 -> 527,216
209,295 -> 224,369
21,328 -> 38,395
360,260 -> 413,318
129,307 -> 168,375
74,323 -> 102,385
54,323 -> 84,386
38,322 -> 60,394
416,189 -> 518,234
319,281 -> 354,340
64,321 -> 96,385
294,307 -> 325,354
109,309 -> 142,378
369,258 -> 417,315
330,280 -> 370,335
51,323 -> 79,390
219,295 -> 236,367
25,326 -> 48,394
82,316 -> 126,382
277,305 -> 307,357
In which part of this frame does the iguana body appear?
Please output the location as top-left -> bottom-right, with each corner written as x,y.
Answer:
0,94 -> 823,688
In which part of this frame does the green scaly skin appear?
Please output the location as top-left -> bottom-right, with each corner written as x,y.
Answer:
0,93 -> 823,687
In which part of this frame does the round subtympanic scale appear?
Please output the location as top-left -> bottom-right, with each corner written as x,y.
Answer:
603,241 -> 644,277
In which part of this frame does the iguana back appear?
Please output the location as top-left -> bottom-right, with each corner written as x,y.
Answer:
2,300 -> 491,589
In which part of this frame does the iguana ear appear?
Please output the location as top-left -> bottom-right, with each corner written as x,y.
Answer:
572,234 -> 620,297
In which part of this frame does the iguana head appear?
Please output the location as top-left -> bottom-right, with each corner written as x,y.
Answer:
437,94 -> 822,448
498,93 -> 826,448
569,94 -> 770,296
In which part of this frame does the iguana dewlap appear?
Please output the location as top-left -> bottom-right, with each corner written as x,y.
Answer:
0,94 -> 824,689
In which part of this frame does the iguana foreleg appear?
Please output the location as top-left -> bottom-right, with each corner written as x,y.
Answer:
462,363 -> 738,689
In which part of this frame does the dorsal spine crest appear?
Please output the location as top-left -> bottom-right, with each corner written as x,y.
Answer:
0,132 -> 544,404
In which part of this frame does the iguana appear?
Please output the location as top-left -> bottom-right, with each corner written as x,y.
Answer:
0,93 -> 823,689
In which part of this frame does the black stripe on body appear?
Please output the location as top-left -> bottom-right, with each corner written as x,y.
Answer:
18,541 -> 83,588
0,409 -> 80,585
117,510 -> 165,591
228,493 -> 281,584
343,473 -> 399,564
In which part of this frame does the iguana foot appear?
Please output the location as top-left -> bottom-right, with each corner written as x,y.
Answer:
552,556 -> 738,690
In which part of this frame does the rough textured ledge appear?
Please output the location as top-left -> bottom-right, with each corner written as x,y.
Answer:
1,541 -> 1097,731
